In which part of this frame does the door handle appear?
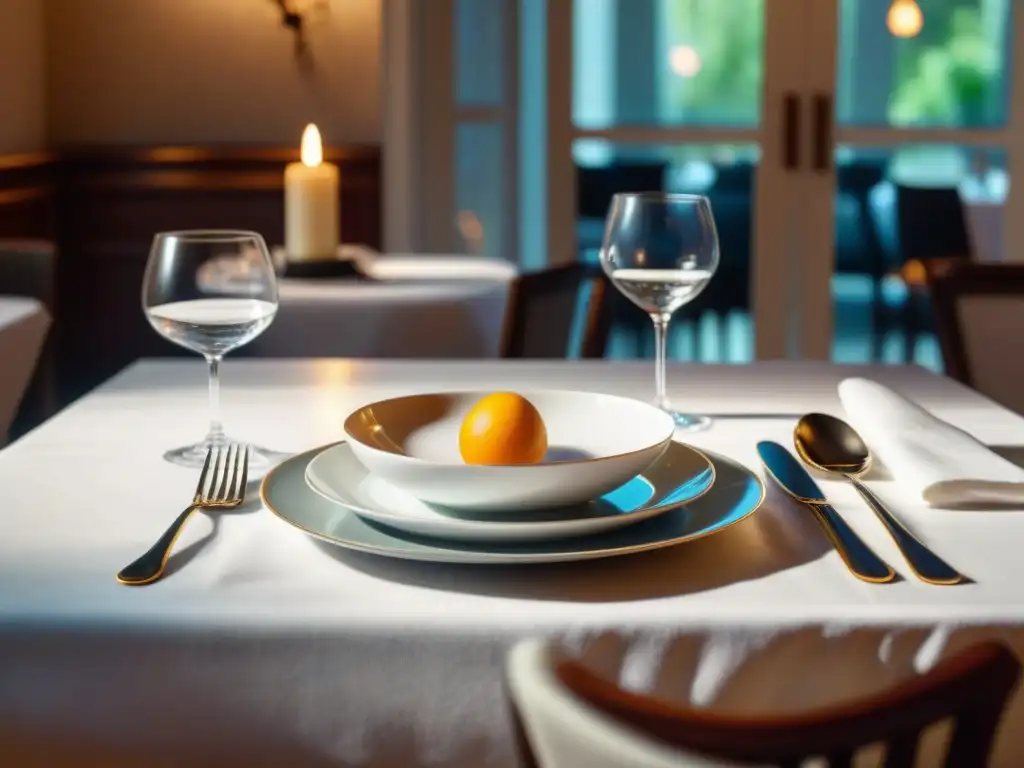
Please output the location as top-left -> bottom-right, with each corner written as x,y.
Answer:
781,92 -> 800,171
812,93 -> 833,173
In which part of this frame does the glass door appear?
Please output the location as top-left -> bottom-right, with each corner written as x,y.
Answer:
800,0 -> 1023,365
560,0 -> 807,361
381,0 -> 521,260
384,0 -> 816,361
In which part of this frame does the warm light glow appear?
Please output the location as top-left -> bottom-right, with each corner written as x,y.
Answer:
300,123 -> 323,167
887,0 -> 923,39
669,45 -> 702,78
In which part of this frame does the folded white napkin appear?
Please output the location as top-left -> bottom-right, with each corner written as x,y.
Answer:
838,377 -> 1024,508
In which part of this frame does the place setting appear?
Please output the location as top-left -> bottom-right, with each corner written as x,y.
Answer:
119,197 -> 777,582
119,200 -> 1024,590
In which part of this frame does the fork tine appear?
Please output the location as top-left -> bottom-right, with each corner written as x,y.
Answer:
228,443 -> 245,500
238,445 -> 250,500
193,447 -> 216,502
202,446 -> 222,503
214,444 -> 235,501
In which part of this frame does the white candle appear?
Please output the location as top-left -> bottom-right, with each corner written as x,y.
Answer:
284,123 -> 340,261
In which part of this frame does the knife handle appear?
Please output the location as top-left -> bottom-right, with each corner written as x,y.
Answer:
849,477 -> 964,585
810,503 -> 896,584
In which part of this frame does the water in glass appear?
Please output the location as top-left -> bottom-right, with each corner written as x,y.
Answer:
146,298 -> 278,357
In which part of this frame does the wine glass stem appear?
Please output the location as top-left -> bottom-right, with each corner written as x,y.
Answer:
206,355 -> 225,446
651,313 -> 671,410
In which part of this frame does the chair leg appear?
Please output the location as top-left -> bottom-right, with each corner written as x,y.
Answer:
902,297 -> 916,364
871,275 -> 885,363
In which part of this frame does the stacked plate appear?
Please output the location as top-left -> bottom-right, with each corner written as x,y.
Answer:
261,391 -> 766,564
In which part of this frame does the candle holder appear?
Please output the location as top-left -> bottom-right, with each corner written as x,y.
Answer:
273,246 -> 376,280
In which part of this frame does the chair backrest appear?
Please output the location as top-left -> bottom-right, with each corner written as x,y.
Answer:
576,163 -> 668,220
895,184 -> 972,264
502,263 -> 608,359
0,239 -> 56,309
508,639 -> 1020,768
927,260 -> 1024,413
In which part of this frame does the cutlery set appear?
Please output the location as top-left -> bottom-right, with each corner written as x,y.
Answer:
759,413 -> 964,586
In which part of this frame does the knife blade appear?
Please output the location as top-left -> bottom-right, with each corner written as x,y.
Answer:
756,441 -> 896,584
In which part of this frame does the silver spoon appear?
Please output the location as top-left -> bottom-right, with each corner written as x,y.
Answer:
794,413 -> 965,586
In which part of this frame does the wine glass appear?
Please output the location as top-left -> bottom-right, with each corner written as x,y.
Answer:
600,193 -> 720,432
143,230 -> 279,467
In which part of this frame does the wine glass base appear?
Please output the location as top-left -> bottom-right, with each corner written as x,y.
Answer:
665,411 -> 713,432
162,438 -> 287,471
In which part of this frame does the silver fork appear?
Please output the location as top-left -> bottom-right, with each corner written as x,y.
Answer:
117,444 -> 250,586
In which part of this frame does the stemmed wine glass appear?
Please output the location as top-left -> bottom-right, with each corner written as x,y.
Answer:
600,193 -> 720,432
143,230 -> 279,467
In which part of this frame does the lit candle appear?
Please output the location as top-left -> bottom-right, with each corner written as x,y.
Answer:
284,124 -> 340,261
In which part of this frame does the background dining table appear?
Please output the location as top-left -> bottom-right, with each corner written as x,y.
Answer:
0,295 -> 50,444
206,255 -> 518,359
3,358 -> 1024,766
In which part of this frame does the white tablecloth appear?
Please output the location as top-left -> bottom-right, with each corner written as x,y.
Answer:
244,256 -> 516,358
4,360 -> 1024,766
0,296 -> 49,442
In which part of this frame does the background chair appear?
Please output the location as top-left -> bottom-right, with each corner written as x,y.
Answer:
893,184 -> 974,362
501,263 -> 609,359
927,260 -> 1024,414
507,638 -> 1020,768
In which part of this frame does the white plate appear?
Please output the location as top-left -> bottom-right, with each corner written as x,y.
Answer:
262,444 -> 765,565
343,390 -> 676,511
305,440 -> 714,542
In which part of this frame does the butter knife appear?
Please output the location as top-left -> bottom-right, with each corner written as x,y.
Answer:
757,441 -> 896,584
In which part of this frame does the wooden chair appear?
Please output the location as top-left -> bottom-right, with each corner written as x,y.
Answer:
926,259 -> 1024,414
501,263 -> 610,359
507,639 -> 1020,768
893,184 -> 973,362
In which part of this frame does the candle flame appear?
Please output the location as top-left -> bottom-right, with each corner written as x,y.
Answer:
301,123 -> 323,168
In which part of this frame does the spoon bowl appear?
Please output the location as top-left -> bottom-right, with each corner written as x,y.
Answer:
794,412 -> 871,475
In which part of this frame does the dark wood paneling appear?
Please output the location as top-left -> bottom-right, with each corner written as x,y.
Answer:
0,144 -> 382,405
0,152 -> 57,240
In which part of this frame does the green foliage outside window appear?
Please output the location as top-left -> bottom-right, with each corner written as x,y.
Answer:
661,1 -> 1003,129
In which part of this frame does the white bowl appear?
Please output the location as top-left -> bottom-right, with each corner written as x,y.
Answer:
342,390 -> 676,511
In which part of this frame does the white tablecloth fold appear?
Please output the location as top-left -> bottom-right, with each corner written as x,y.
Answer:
838,377 -> 1024,508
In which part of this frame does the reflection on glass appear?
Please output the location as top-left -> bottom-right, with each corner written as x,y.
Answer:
838,0 -> 1010,127
572,0 -> 764,128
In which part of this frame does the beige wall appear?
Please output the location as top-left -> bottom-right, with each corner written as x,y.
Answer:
45,0 -> 381,146
0,0 -> 46,153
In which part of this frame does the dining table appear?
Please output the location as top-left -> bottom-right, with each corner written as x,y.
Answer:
3,358 -> 1024,767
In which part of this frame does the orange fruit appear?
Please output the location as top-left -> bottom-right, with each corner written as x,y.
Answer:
458,392 -> 548,465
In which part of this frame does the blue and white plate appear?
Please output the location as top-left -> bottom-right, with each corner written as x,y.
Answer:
304,441 -> 715,543
262,444 -> 765,565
